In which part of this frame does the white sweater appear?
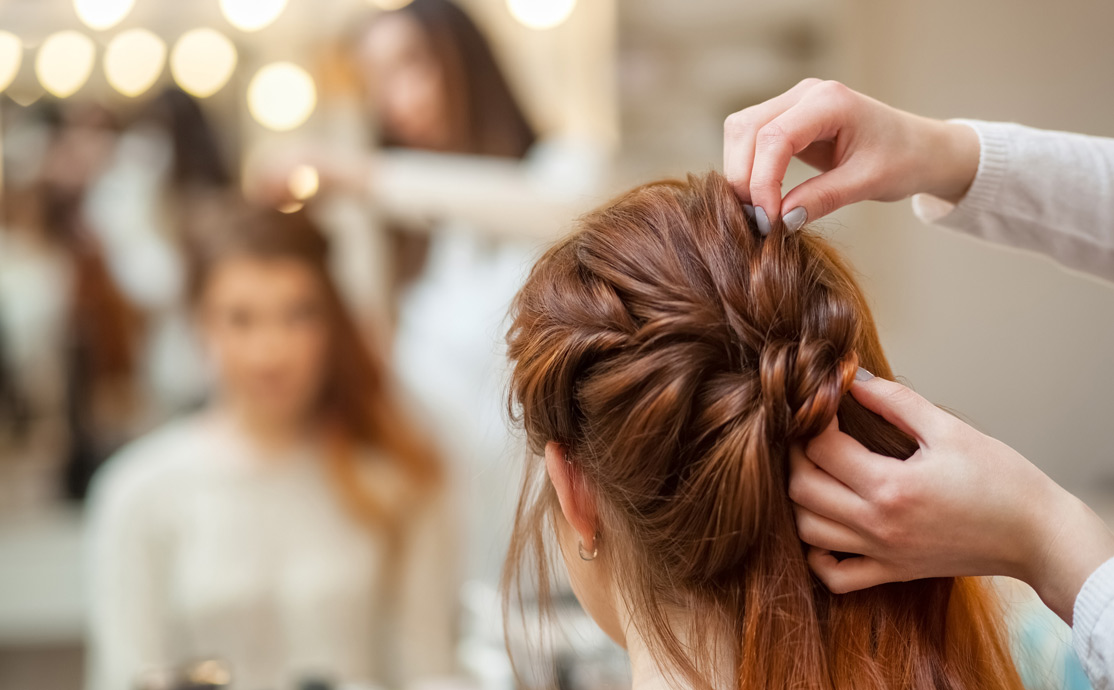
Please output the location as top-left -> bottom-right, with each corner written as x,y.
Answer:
912,119 -> 1114,689
912,120 -> 1114,282
85,414 -> 457,690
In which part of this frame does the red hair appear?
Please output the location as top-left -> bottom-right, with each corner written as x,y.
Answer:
504,172 -> 1024,689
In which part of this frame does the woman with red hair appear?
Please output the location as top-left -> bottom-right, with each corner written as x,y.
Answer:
86,203 -> 454,690
503,171 -> 1026,689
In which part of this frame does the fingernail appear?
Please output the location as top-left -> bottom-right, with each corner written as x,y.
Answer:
855,367 -> 874,382
783,206 -> 807,233
755,206 -> 771,236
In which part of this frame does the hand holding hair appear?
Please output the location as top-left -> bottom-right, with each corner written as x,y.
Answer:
247,144 -> 375,206
724,79 -> 981,231
790,371 -> 1114,624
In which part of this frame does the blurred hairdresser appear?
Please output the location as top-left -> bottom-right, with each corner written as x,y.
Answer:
723,78 -> 1114,686
86,202 -> 455,690
257,0 -> 607,582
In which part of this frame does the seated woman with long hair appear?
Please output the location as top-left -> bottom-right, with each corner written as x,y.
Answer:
503,172 -> 1025,689
86,202 -> 453,690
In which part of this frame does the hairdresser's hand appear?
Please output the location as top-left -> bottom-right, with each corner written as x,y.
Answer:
723,79 -> 981,231
789,373 -> 1114,624
247,145 -> 374,206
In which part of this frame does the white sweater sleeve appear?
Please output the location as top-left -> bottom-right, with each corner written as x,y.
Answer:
912,120 -> 1114,281
370,139 -> 609,241
1073,556 -> 1114,690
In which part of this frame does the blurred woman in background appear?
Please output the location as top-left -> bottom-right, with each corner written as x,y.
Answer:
260,0 -> 608,586
86,203 -> 456,690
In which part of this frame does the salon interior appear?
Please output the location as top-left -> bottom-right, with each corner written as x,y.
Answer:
0,0 -> 1112,689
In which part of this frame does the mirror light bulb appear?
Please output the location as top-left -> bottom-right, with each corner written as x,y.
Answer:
104,29 -> 166,97
0,32 -> 23,94
74,0 -> 136,31
247,62 -> 317,132
219,0 -> 288,32
36,31 -> 96,98
506,0 -> 577,29
170,28 -> 238,98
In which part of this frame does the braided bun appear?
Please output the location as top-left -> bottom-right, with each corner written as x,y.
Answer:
509,172 -> 868,573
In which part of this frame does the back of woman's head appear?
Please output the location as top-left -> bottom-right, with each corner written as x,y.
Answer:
505,172 -> 1022,689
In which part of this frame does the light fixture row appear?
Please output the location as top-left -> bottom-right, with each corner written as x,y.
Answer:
0,27 -> 315,133
69,0 -> 575,33
0,0 -> 580,130
72,0 -> 290,33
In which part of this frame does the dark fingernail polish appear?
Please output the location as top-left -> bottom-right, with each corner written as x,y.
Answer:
755,206 -> 771,236
855,367 -> 874,381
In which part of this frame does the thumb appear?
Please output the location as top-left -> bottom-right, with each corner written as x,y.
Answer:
848,375 -> 951,446
807,548 -> 905,593
780,162 -> 872,226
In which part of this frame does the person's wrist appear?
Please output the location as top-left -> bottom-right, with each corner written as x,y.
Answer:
919,119 -> 980,205
340,154 -> 376,197
314,151 -> 374,198
1025,487 -> 1114,624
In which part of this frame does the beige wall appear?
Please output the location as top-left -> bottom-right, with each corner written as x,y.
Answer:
830,0 -> 1114,494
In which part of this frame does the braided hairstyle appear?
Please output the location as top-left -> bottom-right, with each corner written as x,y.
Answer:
504,172 -> 1022,689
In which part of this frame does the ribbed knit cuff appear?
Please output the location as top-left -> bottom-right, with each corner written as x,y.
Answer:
1073,555 -> 1114,683
912,119 -> 1011,224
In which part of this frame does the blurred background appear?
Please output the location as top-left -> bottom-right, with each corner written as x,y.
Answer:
0,0 -> 1110,688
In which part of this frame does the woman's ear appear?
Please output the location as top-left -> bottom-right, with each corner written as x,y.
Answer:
544,441 -> 598,547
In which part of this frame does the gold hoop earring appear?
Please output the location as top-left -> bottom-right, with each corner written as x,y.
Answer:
578,533 -> 599,561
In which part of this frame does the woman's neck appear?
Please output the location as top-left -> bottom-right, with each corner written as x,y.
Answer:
214,399 -> 315,456
627,629 -> 683,690
621,601 -> 736,690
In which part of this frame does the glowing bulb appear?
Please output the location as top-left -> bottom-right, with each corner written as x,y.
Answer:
278,201 -> 304,214
74,0 -> 136,31
0,32 -> 22,93
368,0 -> 414,9
36,31 -> 96,98
104,29 -> 166,97
9,85 -> 42,107
247,62 -> 316,132
170,29 -> 238,98
506,0 -> 577,29
288,165 -> 320,200
219,0 -> 288,32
